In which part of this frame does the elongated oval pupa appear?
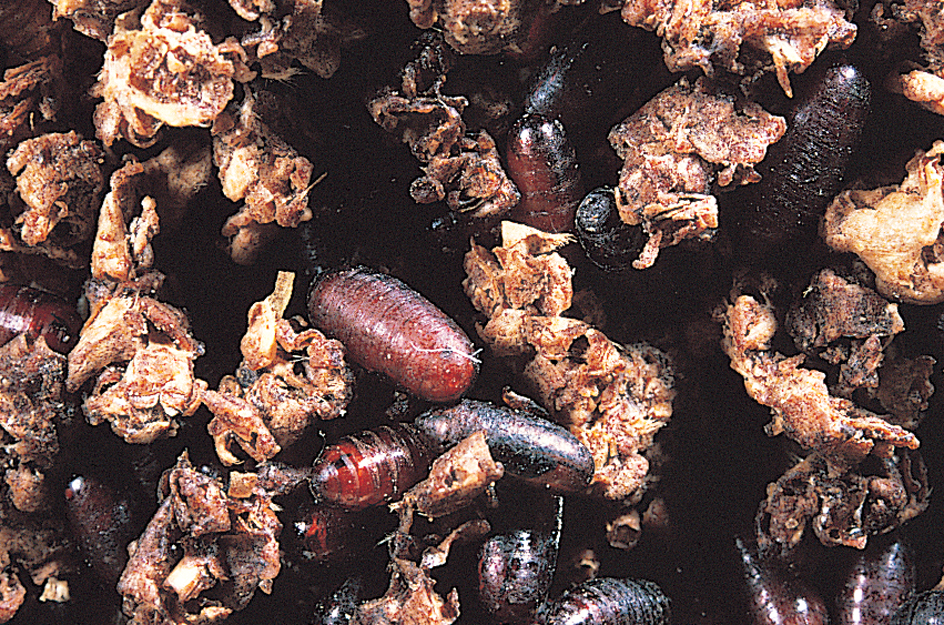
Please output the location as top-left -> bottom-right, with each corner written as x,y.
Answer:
540,577 -> 671,625
835,533 -> 916,624
414,398 -> 594,492
506,114 -> 583,234
64,475 -> 139,586
310,423 -> 434,510
730,62 -> 871,263
735,536 -> 829,625
308,267 -> 477,403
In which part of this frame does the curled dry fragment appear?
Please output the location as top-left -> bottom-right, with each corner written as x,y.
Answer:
118,453 -> 283,624
91,0 -> 254,148
785,268 -> 905,398
67,282 -> 207,443
0,57 -> 64,154
91,140 -> 212,281
404,0 -> 545,55
369,33 -> 519,219
6,132 -> 105,249
203,271 -> 353,465
721,293 -> 918,468
618,0 -> 857,95
236,0 -> 368,80
51,0 -> 147,42
0,518 -> 73,624
212,89 -> 315,264
608,77 -> 784,269
0,335 -> 68,513
721,291 -> 931,551
464,221 -> 675,502
392,431 -> 504,521
823,141 -> 944,304
757,448 -> 929,552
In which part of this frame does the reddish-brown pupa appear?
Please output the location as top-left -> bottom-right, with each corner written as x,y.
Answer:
506,114 -> 583,234
307,267 -> 478,403
64,475 -> 140,586
0,284 -> 82,354
309,423 -> 434,510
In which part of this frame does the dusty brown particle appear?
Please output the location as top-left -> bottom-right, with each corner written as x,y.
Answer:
464,221 -> 675,503
204,272 -> 353,465
619,0 -> 856,95
608,77 -> 784,269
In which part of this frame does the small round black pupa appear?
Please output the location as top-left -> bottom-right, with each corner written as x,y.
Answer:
575,187 -> 645,271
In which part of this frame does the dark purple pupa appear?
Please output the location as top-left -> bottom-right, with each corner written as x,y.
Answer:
729,62 -> 871,264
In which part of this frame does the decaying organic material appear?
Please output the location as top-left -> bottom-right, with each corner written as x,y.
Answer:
721,292 -> 918,468
91,0 -> 254,148
351,557 -> 460,625
6,132 -> 105,250
117,452 -> 283,624
608,77 -> 784,268
235,0 -> 367,80
0,57 -> 65,154
203,271 -> 353,465
0,514 -> 73,623
785,268 -> 906,398
404,0 -> 545,55
757,449 -> 929,552
369,33 -> 519,220
721,289 -> 932,552
0,336 -> 70,514
51,0 -> 147,42
66,280 -> 207,443
464,221 -> 675,502
617,0 -> 857,95
212,89 -> 316,265
823,141 -> 944,304
392,431 -> 504,520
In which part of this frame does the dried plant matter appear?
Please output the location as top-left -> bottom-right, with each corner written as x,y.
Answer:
392,431 -> 503,520
91,0 -> 253,148
619,0 -> 857,95
823,141 -> 944,304
464,221 -> 675,502
405,0 -> 543,55
757,449 -> 929,552
204,272 -> 353,465
0,57 -> 65,154
0,513 -> 73,624
0,336 -> 69,513
6,132 -> 105,249
118,453 -> 283,624
785,268 -> 905,398
370,33 -> 518,219
212,90 -> 315,265
67,280 -> 207,443
721,292 -> 917,469
608,77 -> 783,268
